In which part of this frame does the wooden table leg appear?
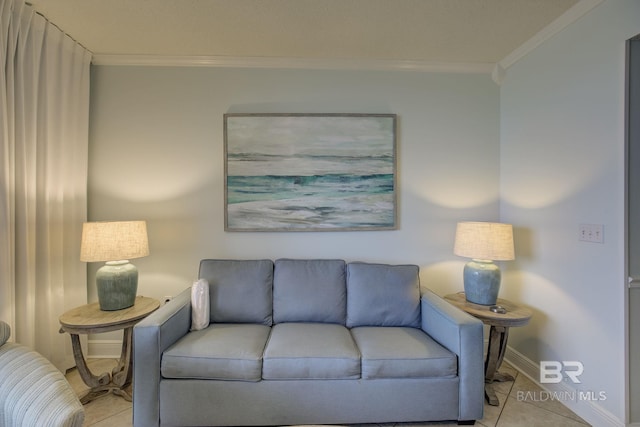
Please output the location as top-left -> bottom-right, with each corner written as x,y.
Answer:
484,325 -> 513,406
68,334 -> 112,404
111,327 -> 133,401
66,330 -> 134,404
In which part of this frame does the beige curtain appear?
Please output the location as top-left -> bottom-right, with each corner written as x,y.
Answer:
0,0 -> 91,371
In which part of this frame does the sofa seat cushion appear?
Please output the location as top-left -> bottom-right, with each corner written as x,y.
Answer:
161,324 -> 270,381
263,323 -> 360,380
351,326 -> 457,379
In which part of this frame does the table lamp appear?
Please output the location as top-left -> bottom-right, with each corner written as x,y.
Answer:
80,221 -> 149,311
453,221 -> 514,306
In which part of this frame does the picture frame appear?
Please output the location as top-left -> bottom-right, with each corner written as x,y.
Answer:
224,113 -> 397,232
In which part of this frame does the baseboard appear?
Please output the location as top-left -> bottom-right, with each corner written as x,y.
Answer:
87,340 -> 121,359
505,346 -> 624,427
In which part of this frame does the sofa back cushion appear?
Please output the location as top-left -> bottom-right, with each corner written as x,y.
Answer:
273,259 -> 346,324
199,259 -> 274,326
346,262 -> 421,328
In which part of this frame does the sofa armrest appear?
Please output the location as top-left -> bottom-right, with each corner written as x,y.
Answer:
133,287 -> 191,427
0,341 -> 84,427
421,289 -> 484,422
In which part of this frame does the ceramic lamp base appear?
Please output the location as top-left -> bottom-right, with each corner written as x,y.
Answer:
463,259 -> 501,306
96,260 -> 138,311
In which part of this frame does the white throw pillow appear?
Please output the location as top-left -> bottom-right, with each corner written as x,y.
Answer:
191,279 -> 210,331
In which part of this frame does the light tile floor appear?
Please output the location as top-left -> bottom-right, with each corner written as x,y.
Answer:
66,359 -> 591,427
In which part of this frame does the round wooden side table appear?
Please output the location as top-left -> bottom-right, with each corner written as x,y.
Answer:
59,295 -> 159,404
444,292 -> 532,406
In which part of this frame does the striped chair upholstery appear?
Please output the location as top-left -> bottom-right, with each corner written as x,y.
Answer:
0,321 -> 84,427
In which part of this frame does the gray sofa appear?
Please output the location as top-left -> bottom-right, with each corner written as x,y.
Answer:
133,259 -> 484,427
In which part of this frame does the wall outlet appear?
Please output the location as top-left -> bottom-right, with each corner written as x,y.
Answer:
579,224 -> 604,243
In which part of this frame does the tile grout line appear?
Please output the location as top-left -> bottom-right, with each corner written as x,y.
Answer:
493,372 -> 516,427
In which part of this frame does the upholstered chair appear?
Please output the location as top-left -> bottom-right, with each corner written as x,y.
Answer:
0,321 -> 84,427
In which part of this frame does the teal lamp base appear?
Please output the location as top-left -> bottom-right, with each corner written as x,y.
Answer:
96,260 -> 138,311
463,259 -> 501,306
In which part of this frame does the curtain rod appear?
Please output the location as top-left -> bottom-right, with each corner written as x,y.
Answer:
24,1 -> 93,54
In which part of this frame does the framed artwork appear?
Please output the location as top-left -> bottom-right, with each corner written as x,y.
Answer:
224,113 -> 397,232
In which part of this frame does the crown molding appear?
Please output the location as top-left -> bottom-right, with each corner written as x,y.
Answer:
498,0 -> 604,71
91,54 -> 494,74
92,0 -> 603,84
491,0 -> 604,85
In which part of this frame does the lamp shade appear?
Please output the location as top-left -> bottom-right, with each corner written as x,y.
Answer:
454,222 -> 514,261
80,221 -> 149,262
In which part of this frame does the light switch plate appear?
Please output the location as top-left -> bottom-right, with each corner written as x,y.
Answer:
579,223 -> 604,243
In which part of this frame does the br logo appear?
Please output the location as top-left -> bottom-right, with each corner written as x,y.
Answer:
540,361 -> 584,384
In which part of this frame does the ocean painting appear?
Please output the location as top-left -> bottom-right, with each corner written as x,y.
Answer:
224,114 -> 397,231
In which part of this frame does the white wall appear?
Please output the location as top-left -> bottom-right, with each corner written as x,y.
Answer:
87,66 -> 499,310
500,0 -> 640,424
85,2 -> 640,424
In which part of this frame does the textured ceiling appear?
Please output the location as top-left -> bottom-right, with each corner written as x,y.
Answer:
29,0 -> 580,64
